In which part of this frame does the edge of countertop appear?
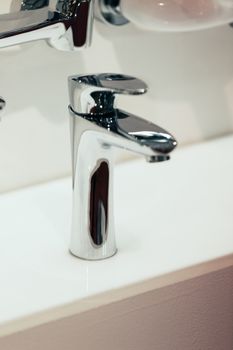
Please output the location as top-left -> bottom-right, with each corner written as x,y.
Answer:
1,253 -> 232,339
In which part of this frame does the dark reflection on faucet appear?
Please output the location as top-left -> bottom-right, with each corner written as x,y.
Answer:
90,160 -> 109,247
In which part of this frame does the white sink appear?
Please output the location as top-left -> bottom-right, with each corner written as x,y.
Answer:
0,135 -> 233,339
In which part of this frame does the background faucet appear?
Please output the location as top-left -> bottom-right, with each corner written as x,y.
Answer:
68,73 -> 177,260
0,0 -> 94,50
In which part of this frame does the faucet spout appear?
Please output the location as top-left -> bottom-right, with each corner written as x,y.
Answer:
115,109 -> 177,158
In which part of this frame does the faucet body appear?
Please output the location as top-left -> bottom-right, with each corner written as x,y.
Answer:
69,74 -> 177,260
69,117 -> 117,260
0,0 -> 94,50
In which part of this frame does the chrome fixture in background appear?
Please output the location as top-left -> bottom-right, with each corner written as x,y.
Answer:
95,0 -> 128,26
0,0 -> 94,51
0,0 -> 233,51
95,0 -> 233,32
68,73 -> 177,260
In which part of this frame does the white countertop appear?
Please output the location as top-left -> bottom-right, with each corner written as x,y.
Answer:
0,135 -> 233,337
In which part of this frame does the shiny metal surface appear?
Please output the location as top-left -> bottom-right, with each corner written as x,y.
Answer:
95,0 -> 128,26
69,73 -> 147,114
0,0 -> 94,51
69,73 -> 177,260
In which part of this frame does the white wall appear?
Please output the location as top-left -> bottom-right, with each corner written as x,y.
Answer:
1,16 -> 233,192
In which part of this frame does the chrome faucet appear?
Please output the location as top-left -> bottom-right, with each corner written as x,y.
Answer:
68,73 -> 177,260
0,0 -> 94,50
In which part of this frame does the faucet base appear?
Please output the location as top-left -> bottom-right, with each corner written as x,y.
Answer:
69,248 -> 118,261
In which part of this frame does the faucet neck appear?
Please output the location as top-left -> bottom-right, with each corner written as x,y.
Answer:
69,112 -> 117,260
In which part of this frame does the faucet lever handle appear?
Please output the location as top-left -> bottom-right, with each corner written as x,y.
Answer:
69,73 -> 148,115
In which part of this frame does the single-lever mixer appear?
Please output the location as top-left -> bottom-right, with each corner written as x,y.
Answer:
68,73 -> 177,260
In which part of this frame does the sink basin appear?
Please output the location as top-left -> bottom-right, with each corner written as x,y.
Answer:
0,135 -> 233,341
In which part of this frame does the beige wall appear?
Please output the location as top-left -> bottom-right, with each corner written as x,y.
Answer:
1,266 -> 233,350
1,16 -> 233,191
